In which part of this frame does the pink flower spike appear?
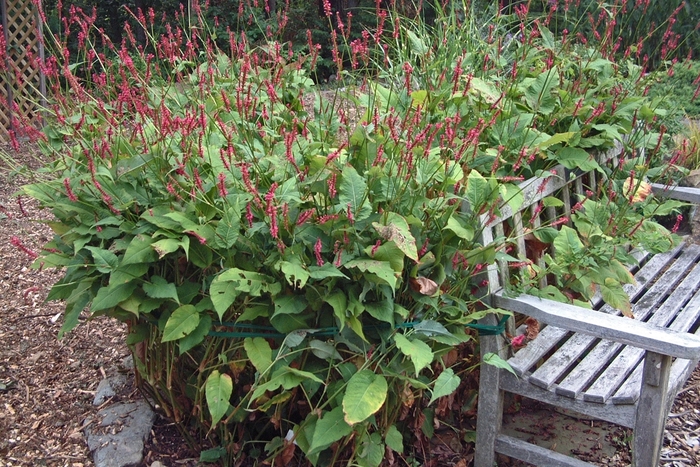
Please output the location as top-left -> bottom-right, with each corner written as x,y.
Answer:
314,238 -> 324,266
11,236 -> 38,260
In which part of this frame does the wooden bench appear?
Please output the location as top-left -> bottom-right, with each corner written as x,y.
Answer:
474,152 -> 700,467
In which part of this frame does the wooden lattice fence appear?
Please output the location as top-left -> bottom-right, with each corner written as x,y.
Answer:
1,0 -> 45,144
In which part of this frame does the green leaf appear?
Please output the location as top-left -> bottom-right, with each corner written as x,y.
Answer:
444,215 -> 474,241
179,314 -> 212,354
524,71 -> 557,114
325,290 -> 347,327
162,305 -> 200,342
205,370 -> 232,426
553,225 -> 585,258
59,279 -> 95,339
600,278 -> 633,317
199,447 -> 226,463
364,301 -> 394,325
344,259 -> 397,292
215,205 -> 241,249
357,432 -> 384,467
372,212 -> 418,261
429,368 -> 461,405
405,29 -> 429,55
309,339 -> 342,361
538,132 -> 577,150
542,196 -> 565,208
309,406 -> 353,454
308,263 -> 349,280
91,281 -> 138,313
251,366 -> 319,400
394,334 -> 433,376
365,241 -> 404,273
272,295 -> 308,317
339,166 -> 371,222
483,352 -> 517,376
122,235 -> 157,265
499,183 -> 524,213
210,269 -> 280,320
244,337 -> 273,374
152,237 -> 188,259
385,425 -> 403,454
555,147 -> 601,172
342,370 -> 388,425
85,246 -> 119,273
143,276 -> 180,303
465,170 -> 490,211
278,259 -> 310,289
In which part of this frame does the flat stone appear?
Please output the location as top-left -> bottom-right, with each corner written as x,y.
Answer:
85,400 -> 155,467
93,374 -> 128,406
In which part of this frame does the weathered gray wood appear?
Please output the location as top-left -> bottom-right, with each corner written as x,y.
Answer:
500,371 -> 637,428
633,352 -> 672,467
531,247 -> 687,394
583,260 -> 700,403
651,183 -> 700,204
494,435 -> 598,467
612,284 -> 700,404
474,315 -> 507,467
493,293 -> 700,360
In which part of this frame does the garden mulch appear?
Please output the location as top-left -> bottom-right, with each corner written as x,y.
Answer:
1,142 -> 700,466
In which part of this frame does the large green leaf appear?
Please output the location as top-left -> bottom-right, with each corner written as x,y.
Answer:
143,276 -> 179,303
210,269 -> 280,320
465,171 -> 490,212
179,314 -> 212,354
600,278 -> 633,318
372,212 -> 418,261
162,305 -> 199,342
555,147 -> 601,172
429,368 -> 461,405
244,337 -> 273,374
444,216 -> 474,241
85,246 -> 119,273
309,406 -> 353,454
524,70 -> 557,114
277,259 -> 310,289
364,301 -> 394,325
251,366 -> 322,400
324,290 -> 347,327
394,334 -> 433,376
483,352 -> 517,376
205,370 -> 232,426
339,166 -> 371,222
214,205 -> 241,249
342,370 -> 388,425
91,281 -> 138,313
121,235 -> 157,265
553,225 -> 585,258
344,259 -> 397,292
385,425 -> 403,454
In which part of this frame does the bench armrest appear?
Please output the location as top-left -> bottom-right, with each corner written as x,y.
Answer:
650,183 -> 700,204
493,292 -> 700,360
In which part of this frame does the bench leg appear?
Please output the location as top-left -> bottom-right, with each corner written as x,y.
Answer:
475,332 -> 506,467
633,351 -> 671,467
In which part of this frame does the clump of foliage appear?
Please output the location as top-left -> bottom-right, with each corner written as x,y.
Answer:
13,0 -> 690,465
649,60 -> 700,121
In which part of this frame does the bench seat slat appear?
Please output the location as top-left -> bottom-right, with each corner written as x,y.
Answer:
506,247 -> 681,379
611,282 -> 700,404
529,246 -> 694,392
553,247 -> 700,400
582,254 -> 700,403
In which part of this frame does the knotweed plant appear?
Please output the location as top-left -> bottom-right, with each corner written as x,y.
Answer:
11,0 -> 692,464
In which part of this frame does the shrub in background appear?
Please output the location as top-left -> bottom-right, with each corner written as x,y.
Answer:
14,0 -> 690,465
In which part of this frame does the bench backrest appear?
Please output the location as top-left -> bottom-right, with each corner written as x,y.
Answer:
477,143 -> 625,295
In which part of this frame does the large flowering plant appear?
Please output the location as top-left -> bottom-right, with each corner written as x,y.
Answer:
15,0 -> 689,464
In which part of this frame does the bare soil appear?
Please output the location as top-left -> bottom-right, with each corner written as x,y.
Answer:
1,142 -> 699,467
